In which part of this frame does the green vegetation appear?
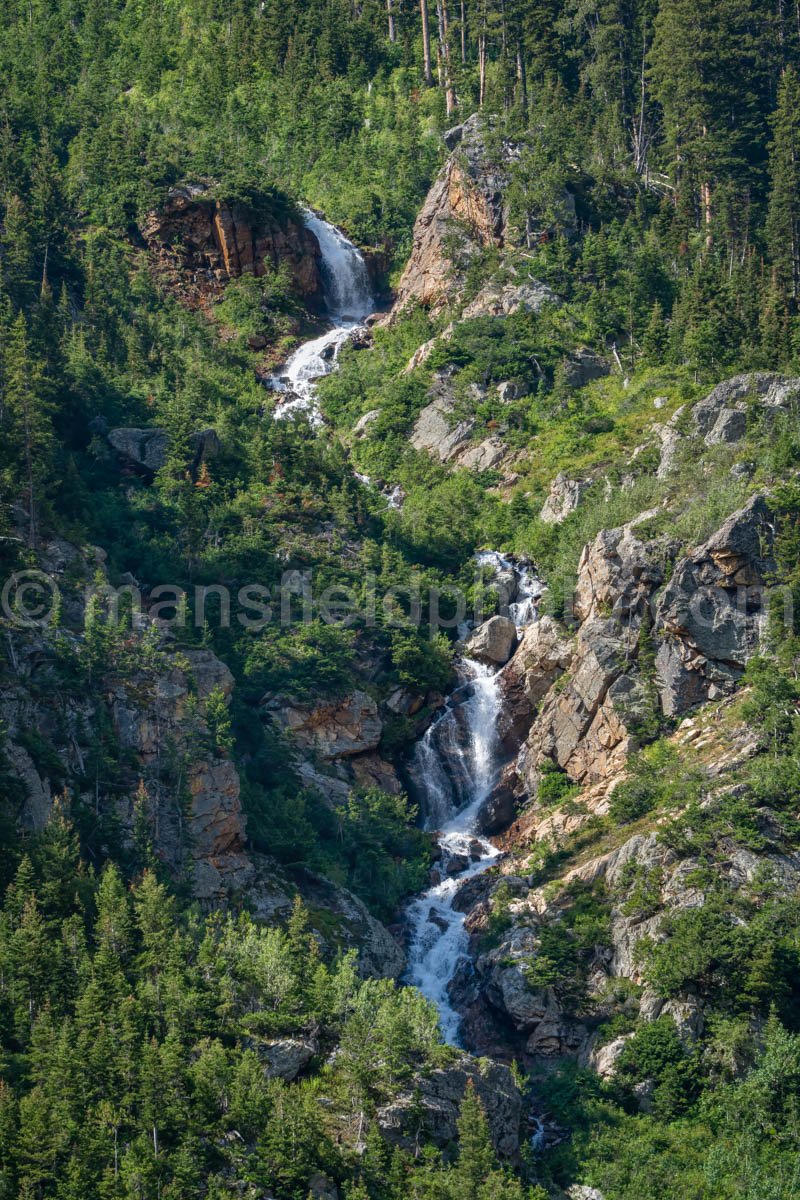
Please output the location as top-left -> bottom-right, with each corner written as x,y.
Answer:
3,0 -> 800,1194
0,815 -> 546,1198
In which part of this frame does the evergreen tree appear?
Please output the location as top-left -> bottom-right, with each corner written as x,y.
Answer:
0,312 -> 53,545
451,1082 -> 495,1196
766,66 -> 800,307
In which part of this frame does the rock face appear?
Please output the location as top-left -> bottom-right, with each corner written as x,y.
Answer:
410,392 -> 475,462
654,494 -> 775,714
141,183 -> 324,308
109,646 -> 253,902
464,616 -> 518,665
376,1053 -> 521,1157
409,372 -> 509,471
293,870 -> 404,979
1,605 -> 252,903
655,372 -> 800,476
515,494 -> 774,796
502,616 -> 574,707
263,690 -> 382,760
540,474 -> 591,524
462,278 -> 557,320
393,114 -> 553,317
107,427 -> 220,474
260,1037 -> 318,1082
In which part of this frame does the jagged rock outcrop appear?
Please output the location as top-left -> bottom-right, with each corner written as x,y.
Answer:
453,686 -> 800,1069
540,474 -> 591,524
501,616 -> 575,707
516,495 -> 774,792
519,616 -> 640,789
654,494 -> 775,714
393,115 -> 555,317
376,1053 -> 521,1157
141,183 -> 324,308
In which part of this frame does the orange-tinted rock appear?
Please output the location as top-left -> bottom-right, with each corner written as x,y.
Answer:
140,183 -> 324,309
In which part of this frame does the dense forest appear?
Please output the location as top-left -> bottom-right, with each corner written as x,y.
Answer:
2,0 -> 800,1196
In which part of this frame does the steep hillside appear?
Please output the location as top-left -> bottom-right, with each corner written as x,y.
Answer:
2,0 -> 800,1196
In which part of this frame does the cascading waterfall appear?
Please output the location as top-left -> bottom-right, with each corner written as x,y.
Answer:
271,210 -> 374,424
404,558 -> 540,1045
476,549 -> 543,627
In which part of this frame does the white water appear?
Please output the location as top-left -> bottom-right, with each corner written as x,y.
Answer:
271,211 -> 374,424
476,549 -> 543,627
404,661 -> 502,1043
404,556 -> 540,1045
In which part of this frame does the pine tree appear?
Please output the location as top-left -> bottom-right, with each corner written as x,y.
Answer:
649,0 -> 770,247
766,66 -> 800,307
451,1081 -> 496,1196
642,300 -> 669,364
1,312 -> 53,545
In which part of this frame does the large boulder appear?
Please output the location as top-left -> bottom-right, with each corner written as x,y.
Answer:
464,616 -> 518,665
476,774 -> 518,835
260,1037 -> 317,1082
107,426 -> 220,475
376,1053 -> 522,1157
692,372 -> 782,439
458,436 -> 508,471
588,1033 -> 634,1080
563,349 -> 611,388
506,616 -> 574,706
107,428 -> 170,472
410,394 -> 474,462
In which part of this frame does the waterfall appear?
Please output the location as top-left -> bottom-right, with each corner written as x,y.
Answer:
404,556 -> 540,1045
475,549 -> 542,627
303,212 -> 373,322
271,211 -> 374,424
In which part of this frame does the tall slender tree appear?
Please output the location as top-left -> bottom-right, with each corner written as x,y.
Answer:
767,66 -> 800,305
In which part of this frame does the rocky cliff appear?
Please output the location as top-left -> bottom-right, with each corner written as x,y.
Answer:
0,537 -> 407,978
389,368 -> 800,1090
392,114 -> 557,319
140,182 -> 324,309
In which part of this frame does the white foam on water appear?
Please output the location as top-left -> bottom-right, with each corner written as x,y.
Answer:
404,555 -> 542,1044
271,212 -> 373,425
